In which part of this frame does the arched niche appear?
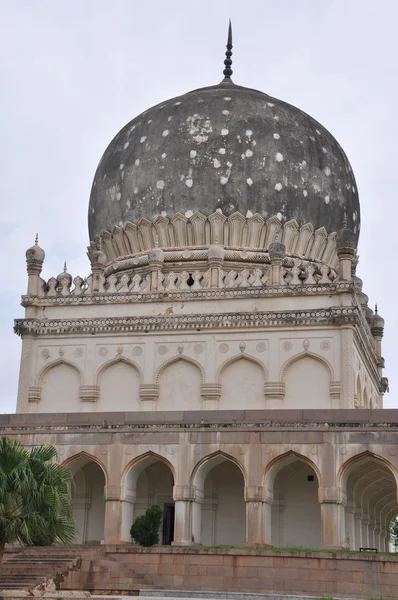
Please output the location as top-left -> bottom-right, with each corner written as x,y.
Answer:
121,452 -> 175,544
282,353 -> 331,409
218,355 -> 266,409
191,452 -> 246,547
97,359 -> 141,411
64,453 -> 107,544
339,452 -> 398,551
39,361 -> 81,413
157,357 -> 203,411
265,452 -> 321,548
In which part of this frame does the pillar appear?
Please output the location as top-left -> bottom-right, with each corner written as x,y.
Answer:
320,502 -> 346,549
172,485 -> 195,546
368,518 -> 376,547
374,525 -> 382,552
244,486 -> 266,546
104,485 -> 123,544
354,511 -> 363,550
120,485 -> 136,542
345,503 -> 356,550
361,513 -> 370,548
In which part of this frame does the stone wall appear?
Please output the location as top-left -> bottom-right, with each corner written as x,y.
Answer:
60,546 -> 398,599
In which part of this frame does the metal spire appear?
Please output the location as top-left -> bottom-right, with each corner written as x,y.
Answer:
35,233 -> 39,245
222,20 -> 233,83
63,261 -> 67,273
375,303 -> 378,314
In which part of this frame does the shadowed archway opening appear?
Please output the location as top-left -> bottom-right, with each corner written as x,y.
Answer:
342,454 -> 398,551
66,455 -> 106,544
192,454 -> 246,546
121,454 -> 175,544
269,454 -> 321,548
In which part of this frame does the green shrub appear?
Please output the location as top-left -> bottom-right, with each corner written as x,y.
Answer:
130,505 -> 163,547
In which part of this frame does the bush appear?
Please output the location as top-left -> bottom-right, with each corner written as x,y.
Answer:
130,505 -> 163,547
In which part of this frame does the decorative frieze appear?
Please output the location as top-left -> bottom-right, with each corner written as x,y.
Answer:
21,281 -> 351,307
14,307 -> 360,337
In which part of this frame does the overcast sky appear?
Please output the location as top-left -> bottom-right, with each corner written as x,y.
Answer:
1,0 -> 397,412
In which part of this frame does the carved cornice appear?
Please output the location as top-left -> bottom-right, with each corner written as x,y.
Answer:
14,306 -> 360,337
21,281 -> 352,307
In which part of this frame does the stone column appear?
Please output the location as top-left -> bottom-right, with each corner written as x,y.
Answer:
191,487 -> 204,545
368,518 -> 376,547
361,513 -> 370,548
245,486 -> 269,546
120,485 -> 136,542
104,485 -> 123,544
354,511 -> 363,550
172,485 -> 196,546
319,486 -> 346,549
345,503 -> 356,550
320,502 -> 346,549
374,525 -> 382,552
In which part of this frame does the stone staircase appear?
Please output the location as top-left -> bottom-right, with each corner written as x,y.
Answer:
0,549 -> 81,590
62,551 -> 154,592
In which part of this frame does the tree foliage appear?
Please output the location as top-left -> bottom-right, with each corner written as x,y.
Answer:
0,437 -> 75,555
130,505 -> 163,547
390,517 -> 398,551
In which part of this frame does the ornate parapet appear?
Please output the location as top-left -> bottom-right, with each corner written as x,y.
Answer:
87,213 -> 338,268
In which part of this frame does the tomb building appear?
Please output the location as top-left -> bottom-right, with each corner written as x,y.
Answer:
9,27 -> 396,551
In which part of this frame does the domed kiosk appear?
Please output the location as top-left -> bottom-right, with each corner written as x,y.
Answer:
10,25 -> 395,575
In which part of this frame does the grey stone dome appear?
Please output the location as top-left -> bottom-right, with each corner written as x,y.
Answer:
88,82 -> 360,244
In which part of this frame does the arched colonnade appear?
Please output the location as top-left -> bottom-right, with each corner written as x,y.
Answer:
63,449 -> 398,550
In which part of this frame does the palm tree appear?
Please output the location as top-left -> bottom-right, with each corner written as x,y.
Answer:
0,437 -> 75,559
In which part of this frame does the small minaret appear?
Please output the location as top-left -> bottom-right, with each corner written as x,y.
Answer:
336,215 -> 355,281
25,234 -> 45,296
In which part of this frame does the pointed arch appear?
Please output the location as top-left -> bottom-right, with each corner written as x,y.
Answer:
190,450 -> 247,488
37,358 -> 83,386
216,352 -> 267,382
95,356 -> 143,385
337,451 -> 398,491
155,355 -> 204,384
263,450 -> 322,488
122,450 -> 176,485
61,450 -> 109,485
280,351 -> 333,381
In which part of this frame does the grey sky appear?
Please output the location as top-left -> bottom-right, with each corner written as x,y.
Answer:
1,0 -> 397,412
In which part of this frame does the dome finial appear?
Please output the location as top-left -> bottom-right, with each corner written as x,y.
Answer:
375,303 -> 378,314
35,233 -> 39,246
63,261 -> 67,273
222,19 -> 233,83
